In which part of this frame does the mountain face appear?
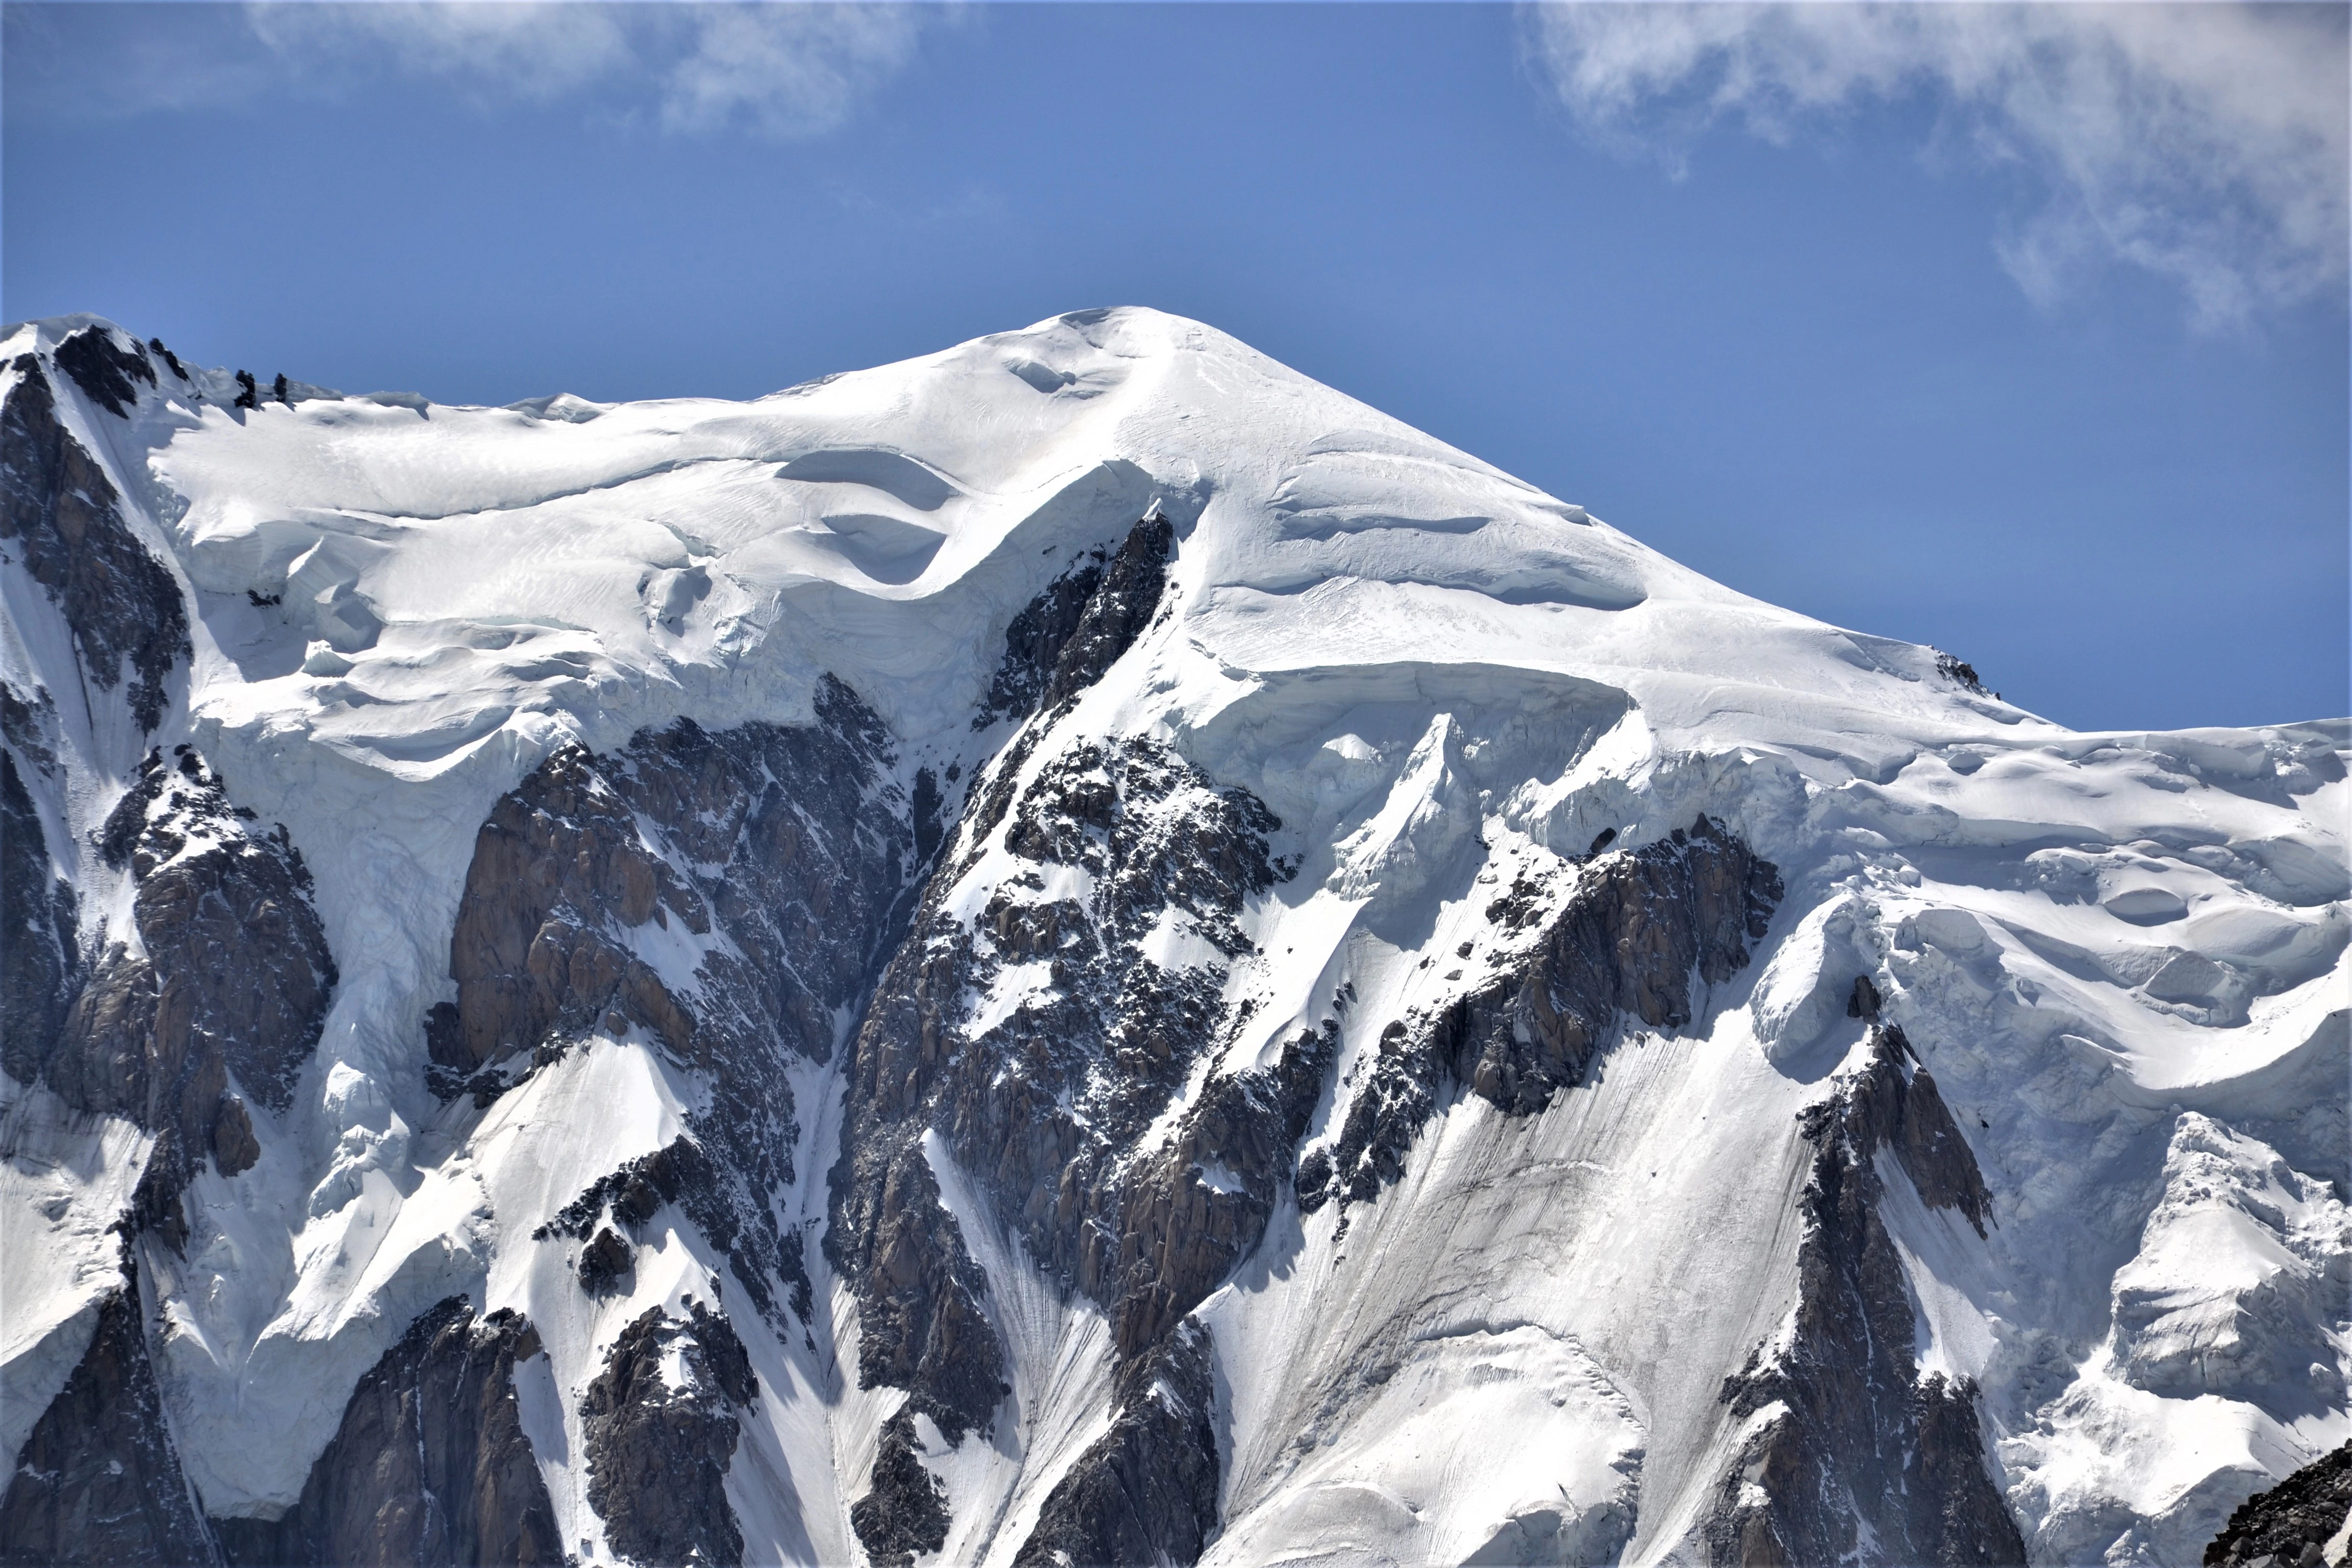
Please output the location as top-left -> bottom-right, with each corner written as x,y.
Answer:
0,307 -> 2342,1568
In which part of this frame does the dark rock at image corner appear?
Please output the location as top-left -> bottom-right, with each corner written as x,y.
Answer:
1014,1319 -> 1223,1568
851,1410 -> 952,1568
0,1276 -> 216,1568
2204,1442 -> 2352,1568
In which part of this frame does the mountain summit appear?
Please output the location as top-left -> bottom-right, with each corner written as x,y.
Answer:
3,308 -> 2343,1567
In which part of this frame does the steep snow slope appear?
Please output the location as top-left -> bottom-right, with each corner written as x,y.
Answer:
2,307 -> 2343,1567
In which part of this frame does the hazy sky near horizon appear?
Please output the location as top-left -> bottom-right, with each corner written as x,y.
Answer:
5,2 -> 2345,731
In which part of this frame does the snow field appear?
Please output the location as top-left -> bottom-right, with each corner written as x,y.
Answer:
1,307 -> 2342,1563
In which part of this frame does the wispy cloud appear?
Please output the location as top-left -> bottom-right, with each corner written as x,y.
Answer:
1524,3 -> 2349,327
243,3 -> 638,103
658,5 -> 927,137
15,2 -> 936,142
247,2 -> 933,138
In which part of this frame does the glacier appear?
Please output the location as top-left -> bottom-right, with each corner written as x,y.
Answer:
0,306 -> 2343,1566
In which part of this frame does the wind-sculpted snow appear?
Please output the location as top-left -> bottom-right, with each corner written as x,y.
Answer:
0,305 -> 2343,1567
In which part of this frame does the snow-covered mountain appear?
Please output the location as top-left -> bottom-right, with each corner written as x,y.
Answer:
2,307 -> 2343,1568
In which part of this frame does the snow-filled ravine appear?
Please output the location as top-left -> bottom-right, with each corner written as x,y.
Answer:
2,306 -> 2343,1568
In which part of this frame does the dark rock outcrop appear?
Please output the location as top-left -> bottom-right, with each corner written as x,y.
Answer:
1936,650 -> 1990,696
214,1297 -> 561,1568
583,1299 -> 759,1568
146,338 -> 190,382
1,714 -> 80,1081
9,747 -> 335,1230
829,726 -> 1291,1428
1,355 -> 189,732
1013,1318 -> 1222,1568
957,512 -> 1175,861
579,1226 -> 634,1293
849,1410 -> 951,1568
1303,816 -> 1781,1218
1849,972 -> 1882,1020
1705,1024 -> 2022,1567
830,509 -> 1337,1564
974,542 -> 1112,729
540,1137 -> 788,1309
0,1275 -> 216,1568
438,678 -> 910,1327
2204,1442 -> 2352,1568
1100,1025 -> 1334,1359
54,325 -> 157,419
974,511 -> 1173,731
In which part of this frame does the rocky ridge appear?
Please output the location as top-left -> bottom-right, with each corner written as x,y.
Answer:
2204,1442 -> 2352,1568
437,678 -> 911,1330
7,745 -> 336,1240
583,1298 -> 762,1568
1707,1015 -> 2025,1567
0,1269 -> 216,1568
214,1298 -> 561,1568
1301,815 -> 1783,1221
1,338 -> 187,733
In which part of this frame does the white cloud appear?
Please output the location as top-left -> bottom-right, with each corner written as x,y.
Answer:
660,5 -> 926,137
246,3 -> 634,101
1524,2 -> 2350,326
240,1 -> 933,139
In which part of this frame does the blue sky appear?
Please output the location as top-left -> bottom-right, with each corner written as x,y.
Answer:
5,2 -> 2345,729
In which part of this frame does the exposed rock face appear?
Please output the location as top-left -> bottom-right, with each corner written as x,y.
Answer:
1,355 -> 188,732
956,512 -> 1177,857
835,722 -> 1280,1358
850,1410 -> 951,1568
1302,816 -> 1782,1218
8,747 -> 335,1224
830,511 -> 1340,1562
1014,1319 -> 1222,1568
53,325 -> 157,419
1706,1023 -> 2023,1567
437,679 -> 910,1326
583,1299 -> 760,1568
2204,1442 -> 2352,1568
975,511 -> 1173,728
1099,1025 -> 1333,1359
213,1297 -> 561,1568
973,539 -> 1114,729
578,1226 -> 635,1293
0,1273 -> 217,1568
1,696 -> 79,1081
